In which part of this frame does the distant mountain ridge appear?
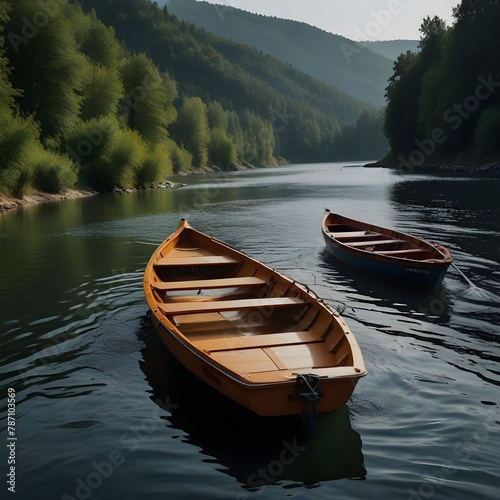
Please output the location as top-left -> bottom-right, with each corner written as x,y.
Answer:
163,0 -> 418,106
75,0 -> 387,165
361,40 -> 420,61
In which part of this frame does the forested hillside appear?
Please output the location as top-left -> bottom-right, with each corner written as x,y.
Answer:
384,0 -> 500,167
165,0 -> 394,106
0,0 -> 387,199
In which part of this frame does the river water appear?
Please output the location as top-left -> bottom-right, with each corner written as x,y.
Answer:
1,163 -> 499,500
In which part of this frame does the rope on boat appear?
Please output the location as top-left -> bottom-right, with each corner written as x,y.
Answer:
294,373 -> 322,422
320,298 -> 346,316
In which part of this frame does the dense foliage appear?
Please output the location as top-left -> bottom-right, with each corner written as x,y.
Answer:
0,0 -> 386,197
384,0 -> 500,166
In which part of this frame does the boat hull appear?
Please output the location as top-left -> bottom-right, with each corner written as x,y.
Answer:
151,315 -> 361,417
144,219 -> 366,417
322,211 -> 452,288
322,232 -> 450,287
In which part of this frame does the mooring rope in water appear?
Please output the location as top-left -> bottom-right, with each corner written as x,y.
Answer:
451,262 -> 499,301
451,262 -> 477,288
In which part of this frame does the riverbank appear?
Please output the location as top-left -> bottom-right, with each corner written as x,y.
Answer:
364,156 -> 500,175
0,188 -> 99,212
0,181 -> 189,213
5,156 -> 496,213
0,163 -> 259,213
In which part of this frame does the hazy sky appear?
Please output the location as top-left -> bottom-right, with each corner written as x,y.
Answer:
200,0 -> 459,41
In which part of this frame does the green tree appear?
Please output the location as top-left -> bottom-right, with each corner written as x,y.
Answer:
120,53 -> 174,144
0,0 -> 18,113
5,0 -> 84,138
423,0 -> 500,154
0,113 -> 39,196
33,149 -> 78,193
66,116 -> 150,191
0,1 -> 78,197
353,110 -> 388,159
79,20 -> 123,120
168,139 -> 193,174
241,111 -> 275,166
452,0 -> 499,22
227,110 -> 244,161
474,106 -> 500,155
416,16 -> 448,137
101,127 -> 146,189
172,97 -> 210,168
384,51 -> 421,155
419,16 -> 447,61
80,20 -> 120,68
208,128 -> 237,168
80,63 -> 124,121
136,142 -> 172,187
65,116 -> 117,189
207,101 -> 229,131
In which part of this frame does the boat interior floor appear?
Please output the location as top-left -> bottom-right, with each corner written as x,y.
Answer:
171,308 -> 351,371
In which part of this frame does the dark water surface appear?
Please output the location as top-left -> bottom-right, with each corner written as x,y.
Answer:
1,163 -> 499,500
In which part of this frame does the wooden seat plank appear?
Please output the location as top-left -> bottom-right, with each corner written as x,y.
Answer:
153,276 -> 265,292
194,331 -> 320,352
347,239 -> 405,247
329,231 -> 375,239
158,297 -> 306,316
375,248 -> 427,256
154,255 -> 240,267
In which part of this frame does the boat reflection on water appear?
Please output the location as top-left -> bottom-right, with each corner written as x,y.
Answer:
138,322 -> 366,488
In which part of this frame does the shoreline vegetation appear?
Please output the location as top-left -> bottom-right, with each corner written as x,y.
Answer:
0,0 -> 388,210
3,158 -> 499,213
382,5 -> 500,168
0,173 -> 197,212
0,162 -> 252,212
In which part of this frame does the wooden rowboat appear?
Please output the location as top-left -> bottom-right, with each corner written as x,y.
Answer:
322,210 -> 453,288
143,219 -> 366,417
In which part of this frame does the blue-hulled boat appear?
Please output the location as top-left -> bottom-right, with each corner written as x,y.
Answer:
322,210 -> 453,288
